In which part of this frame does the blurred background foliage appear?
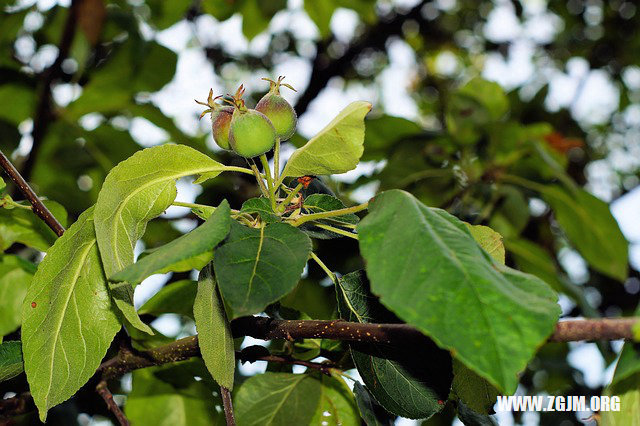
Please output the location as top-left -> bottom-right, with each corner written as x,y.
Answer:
1,0 -> 639,424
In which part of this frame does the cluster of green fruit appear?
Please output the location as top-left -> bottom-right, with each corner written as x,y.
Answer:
196,76 -> 297,158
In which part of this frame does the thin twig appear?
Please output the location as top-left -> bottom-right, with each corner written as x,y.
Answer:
96,380 -> 130,426
0,149 -> 65,236
248,354 -> 336,374
220,386 -> 236,426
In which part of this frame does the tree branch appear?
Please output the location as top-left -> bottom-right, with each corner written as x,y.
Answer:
0,149 -> 65,236
20,0 -> 80,181
2,317 -> 637,419
97,316 -> 640,381
294,1 -> 448,115
96,380 -> 130,426
238,346 -> 337,374
550,318 -> 638,342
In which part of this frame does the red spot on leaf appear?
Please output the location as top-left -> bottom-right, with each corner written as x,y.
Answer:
31,302 -> 37,308
438,400 -> 444,405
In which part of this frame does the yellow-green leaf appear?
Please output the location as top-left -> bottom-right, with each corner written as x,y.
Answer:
94,144 -> 225,333
22,208 -> 120,421
281,101 -> 371,179
194,264 -> 235,390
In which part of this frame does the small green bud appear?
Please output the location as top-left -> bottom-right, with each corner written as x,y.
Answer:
256,76 -> 297,140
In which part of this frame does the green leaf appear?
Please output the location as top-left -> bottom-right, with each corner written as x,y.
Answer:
194,264 -> 235,390
451,359 -> 499,415
541,185 -> 629,281
458,78 -> 509,121
457,400 -> 498,426
111,201 -> 231,285
505,238 -> 565,293
280,279 -> 337,320
611,343 -> 640,386
353,382 -> 394,426
337,270 -> 452,419
65,40 -> 178,118
139,250 -> 213,275
488,185 -> 530,238
22,208 -> 121,422
602,339 -> 640,426
0,255 -> 34,337
201,0 -> 244,21
361,115 -> 424,161
125,365 -> 224,426
300,194 -> 359,239
0,341 -> 23,382
138,279 -> 197,319
304,0 -> 377,38
241,197 -> 279,223
240,0 -> 286,40
0,177 -> 5,193
446,78 -> 508,144
309,373 -> 360,426
464,224 -> 505,264
357,190 -> 560,393
95,144 -> 225,279
234,372 -> 323,425
213,221 -> 311,317
95,144 -> 225,332
0,200 -> 67,251
190,204 -> 217,221
304,1 -> 335,38
109,281 -> 155,335
610,306 -> 640,386
281,101 -> 372,179
146,0 -> 192,29
0,84 -> 35,125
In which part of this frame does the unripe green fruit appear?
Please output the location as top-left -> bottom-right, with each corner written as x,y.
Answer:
229,109 -> 276,158
255,93 -> 297,140
211,106 -> 233,150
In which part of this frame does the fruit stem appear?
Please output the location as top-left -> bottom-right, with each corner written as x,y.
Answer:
310,252 -> 336,284
171,200 -> 246,217
314,223 -> 358,240
259,154 -> 277,211
289,202 -> 369,227
0,197 -> 33,210
276,183 -> 303,214
221,166 -> 257,176
249,162 -> 269,197
273,174 -> 286,191
273,137 -> 281,195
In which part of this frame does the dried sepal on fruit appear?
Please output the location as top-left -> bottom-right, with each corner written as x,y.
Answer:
256,76 -> 297,141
